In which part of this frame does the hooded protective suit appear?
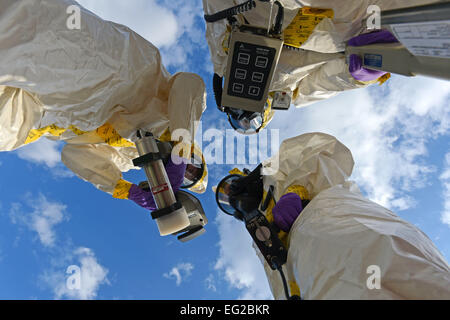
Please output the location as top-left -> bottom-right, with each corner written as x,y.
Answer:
202,0 -> 441,107
0,0 -> 207,195
256,133 -> 450,299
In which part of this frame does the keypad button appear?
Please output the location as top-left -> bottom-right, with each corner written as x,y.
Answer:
235,68 -> 247,80
237,53 -> 250,65
232,83 -> 244,94
255,56 -> 269,68
252,72 -> 264,83
248,86 -> 260,96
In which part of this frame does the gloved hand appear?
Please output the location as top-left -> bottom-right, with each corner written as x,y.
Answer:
348,30 -> 399,82
272,193 -> 304,232
128,156 -> 187,211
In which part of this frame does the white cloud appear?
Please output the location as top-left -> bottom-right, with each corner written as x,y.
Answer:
8,194 -> 109,299
157,0 -> 208,68
267,75 -> 450,211
42,247 -> 109,300
214,213 -> 273,300
76,0 -> 178,48
205,274 -> 217,292
163,262 -> 194,286
76,0 -> 207,68
15,138 -> 75,177
9,194 -> 67,247
440,152 -> 450,227
16,138 -> 61,168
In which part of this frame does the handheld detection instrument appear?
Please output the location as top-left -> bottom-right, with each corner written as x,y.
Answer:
206,1 -> 291,134
133,131 -> 207,242
347,2 -> 450,80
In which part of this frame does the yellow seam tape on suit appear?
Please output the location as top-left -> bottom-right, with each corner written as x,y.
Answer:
292,87 -> 299,101
25,124 -> 67,144
262,190 -> 276,224
357,73 -> 391,86
260,99 -> 274,130
222,25 -> 232,54
229,168 -> 246,176
112,179 -> 133,199
68,125 -> 88,136
158,127 -> 172,143
25,123 -> 134,148
284,7 -> 334,49
286,185 -> 310,200
96,123 -> 135,148
289,281 -> 301,297
25,124 -> 89,144
377,73 -> 391,85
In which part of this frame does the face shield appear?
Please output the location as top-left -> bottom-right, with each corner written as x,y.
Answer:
215,175 -> 243,217
180,145 -> 207,193
215,165 -> 264,220
227,110 -> 263,135
226,99 -> 274,135
182,163 -> 203,188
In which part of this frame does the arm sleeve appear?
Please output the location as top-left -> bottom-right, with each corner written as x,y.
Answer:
166,72 -> 206,142
292,57 -> 368,108
0,87 -> 43,151
0,0 -> 206,142
61,143 -> 137,195
287,185 -> 450,300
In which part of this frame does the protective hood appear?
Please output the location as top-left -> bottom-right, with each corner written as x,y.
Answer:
262,132 -> 354,199
256,133 -> 450,300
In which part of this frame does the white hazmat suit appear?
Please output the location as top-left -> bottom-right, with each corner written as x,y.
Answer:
257,133 -> 450,299
0,0 -> 207,195
202,0 -> 442,107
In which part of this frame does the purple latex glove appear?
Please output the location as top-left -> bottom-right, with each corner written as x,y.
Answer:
348,30 -> 398,47
272,193 -> 304,232
348,30 -> 399,81
128,156 -> 187,211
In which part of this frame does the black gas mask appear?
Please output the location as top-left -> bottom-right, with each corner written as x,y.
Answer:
215,164 -> 300,300
216,165 -> 264,221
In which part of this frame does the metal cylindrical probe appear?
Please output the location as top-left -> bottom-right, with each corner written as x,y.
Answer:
135,131 -> 189,236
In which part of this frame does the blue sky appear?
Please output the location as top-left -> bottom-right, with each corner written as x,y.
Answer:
0,0 -> 449,300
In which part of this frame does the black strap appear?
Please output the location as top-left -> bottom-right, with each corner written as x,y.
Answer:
132,152 -> 162,167
213,73 -> 223,110
261,185 -> 275,211
230,164 -> 262,195
272,1 -> 284,35
177,226 -> 204,241
204,0 -> 256,23
151,201 -> 183,220
301,199 -> 310,209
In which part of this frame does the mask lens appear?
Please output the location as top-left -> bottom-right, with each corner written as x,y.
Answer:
228,112 -> 263,135
181,154 -> 205,189
215,175 -> 242,216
